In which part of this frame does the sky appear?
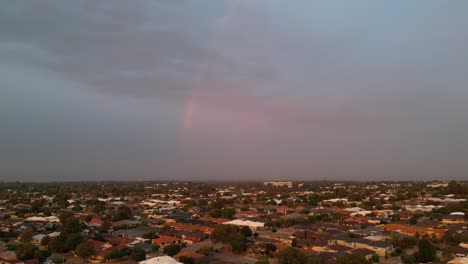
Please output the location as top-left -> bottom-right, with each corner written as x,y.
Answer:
1,1 -> 468,182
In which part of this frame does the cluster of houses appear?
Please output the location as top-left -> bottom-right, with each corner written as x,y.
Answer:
0,181 -> 466,263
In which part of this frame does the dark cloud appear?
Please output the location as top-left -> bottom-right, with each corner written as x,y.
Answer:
1,1 -> 468,181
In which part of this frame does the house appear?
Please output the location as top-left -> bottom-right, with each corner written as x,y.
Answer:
223,219 -> 265,231
129,242 -> 154,253
342,217 -> 368,226
350,248 -> 375,259
443,214 -> 465,224
0,258 -> 24,264
93,245 -> 127,262
381,223 -> 446,238
87,218 -> 103,227
329,235 -> 392,257
0,252 -> 17,262
139,256 -> 182,264
152,236 -> 182,247
84,239 -> 111,253
31,234 -> 45,245
113,226 -> 160,239
368,217 -> 390,225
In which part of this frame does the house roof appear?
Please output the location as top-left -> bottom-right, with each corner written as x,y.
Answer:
350,248 -> 375,257
139,256 -> 182,264
381,223 -> 446,238
152,236 -> 180,244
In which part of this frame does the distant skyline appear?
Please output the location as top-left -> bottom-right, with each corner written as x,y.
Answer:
1,1 -> 468,182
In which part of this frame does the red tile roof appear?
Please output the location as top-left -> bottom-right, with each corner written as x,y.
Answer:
152,236 -> 180,245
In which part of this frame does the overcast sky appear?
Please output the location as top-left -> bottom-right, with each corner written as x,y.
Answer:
1,1 -> 468,182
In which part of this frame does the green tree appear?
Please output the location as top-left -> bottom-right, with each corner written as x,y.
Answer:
48,235 -> 67,252
34,250 -> 51,262
15,243 -> 38,260
371,254 -> 379,263
229,233 -> 248,253
240,226 -> 253,237
163,244 -> 182,257
179,256 -> 195,264
276,247 -> 308,264
76,243 -> 94,259
211,224 -> 239,243
114,205 -> 133,221
142,230 -> 159,239
58,212 -> 81,235
255,260 -> 269,264
443,230 -> 461,245
400,253 -> 415,264
221,208 -> 236,219
417,239 -> 436,263
65,233 -> 83,251
41,235 -> 50,246
152,245 -> 160,252
130,247 -> 146,261
196,245 -> 214,255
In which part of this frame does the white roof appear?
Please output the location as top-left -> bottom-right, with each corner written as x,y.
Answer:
344,207 -> 363,212
447,257 -> 468,264
46,216 -> 60,222
450,212 -> 465,216
224,219 -> 265,228
33,234 -> 45,240
48,232 -> 61,237
350,210 -> 372,217
25,216 -> 46,222
139,256 -> 182,264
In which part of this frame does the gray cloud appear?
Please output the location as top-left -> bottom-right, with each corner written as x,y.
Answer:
1,0 -> 468,181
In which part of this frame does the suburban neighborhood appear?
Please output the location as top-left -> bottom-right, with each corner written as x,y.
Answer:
0,181 -> 466,264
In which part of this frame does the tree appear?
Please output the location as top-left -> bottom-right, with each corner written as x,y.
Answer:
152,245 -> 160,252
19,230 -> 34,242
15,243 -> 38,260
58,212 -> 81,235
76,243 -> 94,259
130,247 -> 146,261
443,230 -> 461,245
371,254 -> 379,263
255,260 -> 269,264
209,209 -> 222,218
240,226 -> 253,238
211,224 -> 239,243
221,208 -> 236,219
196,245 -> 214,255
105,248 -> 132,260
163,244 -> 182,257
276,247 -> 308,264
229,233 -> 248,253
337,253 -> 370,264
417,239 -> 437,263
400,253 -> 415,264
142,230 -> 159,239
34,250 -> 51,262
65,233 -> 83,252
179,256 -> 195,264
48,235 -> 67,253
114,205 -> 133,221
41,235 -> 50,246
